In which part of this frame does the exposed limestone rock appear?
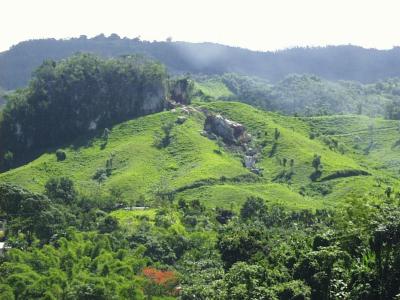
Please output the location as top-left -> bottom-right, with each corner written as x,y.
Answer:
142,86 -> 167,114
246,147 -> 257,156
170,78 -> 193,105
203,112 -> 263,176
244,155 -> 256,168
204,114 -> 250,145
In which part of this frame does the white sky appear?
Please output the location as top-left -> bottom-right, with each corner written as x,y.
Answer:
1,0 -> 400,52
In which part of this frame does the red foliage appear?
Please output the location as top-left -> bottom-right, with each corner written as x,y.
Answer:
142,267 -> 177,286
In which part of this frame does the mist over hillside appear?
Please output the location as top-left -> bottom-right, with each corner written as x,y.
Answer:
2,35 -> 400,89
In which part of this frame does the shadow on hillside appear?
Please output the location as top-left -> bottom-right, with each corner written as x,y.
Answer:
1,129 -> 105,174
309,170 -> 322,181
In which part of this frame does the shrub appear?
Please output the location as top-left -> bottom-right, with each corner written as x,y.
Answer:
98,216 -> 119,233
45,177 -> 77,204
274,128 -> 281,140
55,149 -> 66,161
93,168 -> 108,183
312,154 -> 322,172
213,149 -> 222,155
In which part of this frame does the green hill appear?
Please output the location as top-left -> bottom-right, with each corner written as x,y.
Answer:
1,101 -> 398,211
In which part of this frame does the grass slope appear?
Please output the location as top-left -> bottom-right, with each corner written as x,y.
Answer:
1,101 -> 398,210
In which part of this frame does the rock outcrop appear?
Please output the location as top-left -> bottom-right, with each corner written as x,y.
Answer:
203,113 -> 263,175
204,114 -> 251,145
170,78 -> 193,105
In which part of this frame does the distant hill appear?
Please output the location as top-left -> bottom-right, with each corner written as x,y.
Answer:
2,35 -> 400,89
195,73 -> 400,117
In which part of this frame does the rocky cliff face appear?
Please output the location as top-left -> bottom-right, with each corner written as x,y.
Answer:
142,85 -> 168,115
170,78 -> 194,106
204,114 -> 251,145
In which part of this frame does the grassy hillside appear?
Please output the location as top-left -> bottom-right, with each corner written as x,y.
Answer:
1,101 -> 398,211
303,115 -> 400,178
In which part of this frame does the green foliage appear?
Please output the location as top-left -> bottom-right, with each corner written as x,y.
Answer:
0,53 -> 168,170
45,177 -> 77,204
55,149 -> 66,161
196,73 -> 399,118
154,120 -> 175,149
274,128 -> 281,140
0,183 -> 75,242
217,222 -> 268,268
240,197 -> 267,220
98,215 -> 119,233
92,168 -> 108,183
2,175 -> 400,299
2,72 -> 400,298
1,230 -> 148,299
312,154 -> 322,171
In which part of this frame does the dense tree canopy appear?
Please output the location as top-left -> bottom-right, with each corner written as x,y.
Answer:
1,178 -> 400,299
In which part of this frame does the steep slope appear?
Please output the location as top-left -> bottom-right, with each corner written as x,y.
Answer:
1,102 -> 397,211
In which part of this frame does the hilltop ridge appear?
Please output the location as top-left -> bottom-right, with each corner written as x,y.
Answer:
3,36 -> 400,89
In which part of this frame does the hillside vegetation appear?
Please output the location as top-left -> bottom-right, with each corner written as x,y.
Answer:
196,73 -> 400,118
2,55 -> 400,299
1,101 -> 398,212
0,54 -> 171,170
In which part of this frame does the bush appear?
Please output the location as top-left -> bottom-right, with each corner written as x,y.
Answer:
93,168 -> 108,183
154,121 -> 175,148
55,149 -> 66,161
240,197 -> 267,220
98,216 -> 119,233
45,177 -> 77,204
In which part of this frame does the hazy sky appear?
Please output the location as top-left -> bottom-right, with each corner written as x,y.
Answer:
1,0 -> 400,52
